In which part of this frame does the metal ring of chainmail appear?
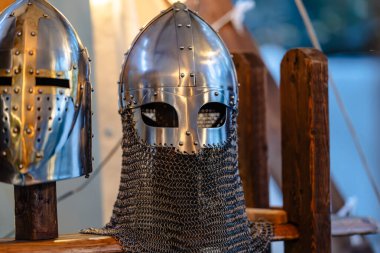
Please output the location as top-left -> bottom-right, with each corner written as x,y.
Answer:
81,109 -> 273,252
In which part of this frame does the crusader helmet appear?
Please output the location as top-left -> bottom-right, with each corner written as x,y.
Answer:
120,1 -> 238,154
82,2 -> 272,252
0,0 -> 92,185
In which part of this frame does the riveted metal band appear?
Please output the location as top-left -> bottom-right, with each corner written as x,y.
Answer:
173,2 -> 196,87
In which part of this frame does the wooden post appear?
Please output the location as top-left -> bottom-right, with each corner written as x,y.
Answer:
14,182 -> 58,240
281,48 -> 331,253
233,53 -> 269,208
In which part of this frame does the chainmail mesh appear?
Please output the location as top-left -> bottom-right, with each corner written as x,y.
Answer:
82,109 -> 273,252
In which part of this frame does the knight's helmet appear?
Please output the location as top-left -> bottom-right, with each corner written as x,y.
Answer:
0,0 -> 92,185
81,2 -> 271,252
120,2 -> 238,154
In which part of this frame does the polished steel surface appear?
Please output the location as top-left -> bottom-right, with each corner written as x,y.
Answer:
120,2 -> 238,153
0,0 -> 92,185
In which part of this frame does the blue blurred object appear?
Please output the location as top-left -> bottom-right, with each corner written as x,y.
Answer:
234,0 -> 380,53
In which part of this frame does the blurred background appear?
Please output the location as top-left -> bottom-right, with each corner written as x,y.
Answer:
0,0 -> 379,252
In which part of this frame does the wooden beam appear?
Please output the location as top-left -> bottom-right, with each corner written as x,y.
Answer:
246,208 -> 287,225
233,53 -> 269,208
14,183 -> 58,240
0,234 -> 122,253
281,48 -> 331,253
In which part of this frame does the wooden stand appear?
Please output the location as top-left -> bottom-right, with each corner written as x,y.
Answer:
233,53 -> 269,208
281,48 -> 331,253
14,182 -> 58,240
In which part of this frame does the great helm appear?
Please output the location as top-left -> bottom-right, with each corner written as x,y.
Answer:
120,2 -> 238,154
0,0 -> 92,185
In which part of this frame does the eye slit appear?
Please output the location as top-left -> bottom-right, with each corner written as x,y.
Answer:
0,77 -> 12,86
141,102 -> 178,128
35,77 -> 70,88
198,103 -> 227,128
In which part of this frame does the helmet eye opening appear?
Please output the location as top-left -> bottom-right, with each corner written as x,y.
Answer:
198,103 -> 226,128
0,77 -> 12,86
35,77 -> 70,89
141,102 -> 179,128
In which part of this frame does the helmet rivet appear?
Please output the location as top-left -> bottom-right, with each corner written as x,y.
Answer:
80,84 -> 84,90
179,141 -> 184,146
3,88 -> 8,94
180,73 -> 185,78
14,87 -> 20,94
175,8 -> 180,12
73,65 -> 77,70
75,104 -> 79,108
27,105 -> 32,111
5,69 -> 10,74
18,164 -> 23,169
27,2 -> 32,6
194,141 -> 199,146
56,72 -> 62,77
231,96 -> 235,100
230,101 -> 234,106
91,88 -> 95,92
15,50 -> 20,55
180,46 -> 184,50
29,68 -> 34,74
29,50 -> 34,55
38,89 -> 43,94
154,92 -> 158,96
186,131 -> 191,136
36,153 -> 43,159
43,14 -> 48,18
13,105 -> 18,111
26,128 -> 32,135
215,92 -> 219,96
130,95 -> 134,99
30,31 -> 36,36
17,31 -> 22,37
59,90 -> 64,95
14,68 -> 20,74
190,73 -> 195,77
9,12 -> 15,17
36,70 -> 40,75
177,24 -> 183,27
186,24 -> 191,28
13,127 -> 19,133
29,88 -> 33,93
133,100 -> 137,105
188,46 -> 193,50
2,151 -> 6,157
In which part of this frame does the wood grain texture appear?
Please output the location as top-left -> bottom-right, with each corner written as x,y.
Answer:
14,183 -> 58,240
0,234 -> 122,253
246,208 -> 287,225
0,225 -> 299,252
233,53 -> 269,208
281,48 -> 331,253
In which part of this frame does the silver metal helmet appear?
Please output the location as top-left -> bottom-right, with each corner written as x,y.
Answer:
119,1 -> 238,154
0,0 -> 92,185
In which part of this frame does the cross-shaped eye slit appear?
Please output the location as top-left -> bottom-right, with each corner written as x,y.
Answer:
36,77 -> 70,88
0,77 -> 12,86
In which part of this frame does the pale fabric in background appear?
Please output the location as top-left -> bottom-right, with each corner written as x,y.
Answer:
89,0 -> 170,223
